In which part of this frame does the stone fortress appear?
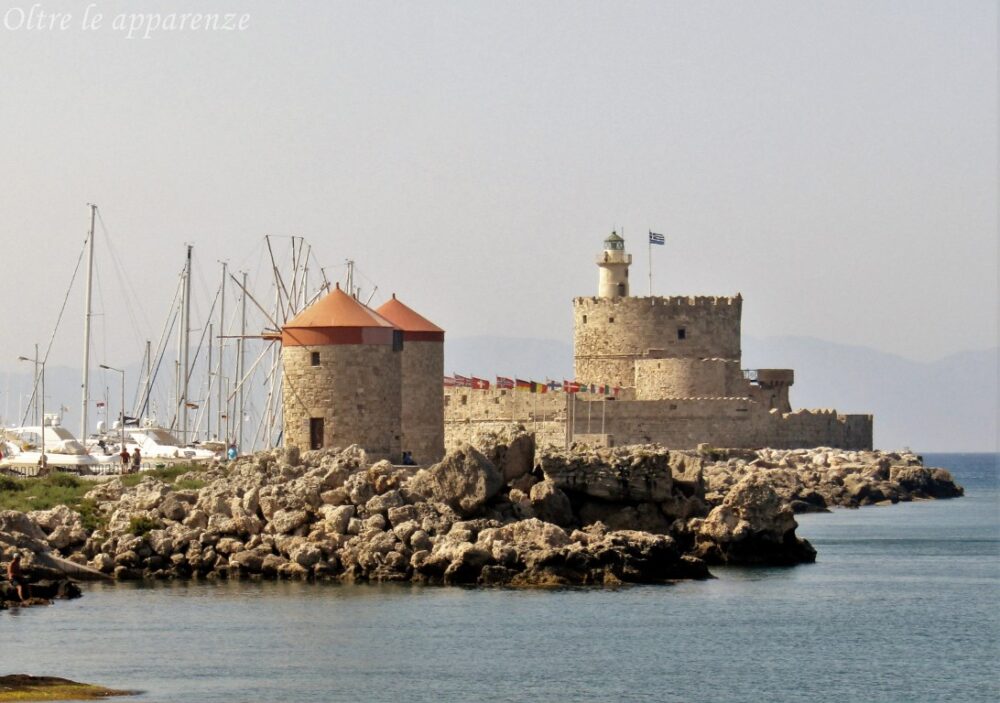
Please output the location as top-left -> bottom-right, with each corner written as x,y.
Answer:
444,232 -> 873,452
280,233 -> 872,463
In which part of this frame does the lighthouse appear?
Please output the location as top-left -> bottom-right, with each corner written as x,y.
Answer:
597,231 -> 631,298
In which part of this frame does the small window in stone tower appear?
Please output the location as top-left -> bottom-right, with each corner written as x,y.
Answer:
609,316 -> 615,323
617,283 -> 626,296
582,315 -> 588,324
677,327 -> 686,340
310,351 -> 320,366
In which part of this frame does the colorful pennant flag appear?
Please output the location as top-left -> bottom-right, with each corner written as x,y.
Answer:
515,379 -> 531,391
471,377 -> 490,390
496,376 -> 514,389
649,231 -> 665,245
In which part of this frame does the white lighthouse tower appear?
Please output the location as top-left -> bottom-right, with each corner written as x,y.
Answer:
597,231 -> 631,298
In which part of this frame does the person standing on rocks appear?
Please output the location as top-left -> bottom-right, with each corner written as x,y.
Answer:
131,447 -> 142,473
119,446 -> 131,474
6,553 -> 27,601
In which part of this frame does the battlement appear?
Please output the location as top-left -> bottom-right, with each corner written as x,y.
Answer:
573,294 -> 742,308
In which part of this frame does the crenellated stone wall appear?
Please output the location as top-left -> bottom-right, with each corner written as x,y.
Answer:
282,345 -> 402,461
445,388 -> 873,451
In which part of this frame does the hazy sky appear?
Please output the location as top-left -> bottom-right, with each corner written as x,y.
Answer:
0,0 -> 995,373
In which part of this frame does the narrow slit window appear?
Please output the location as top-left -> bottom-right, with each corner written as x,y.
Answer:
310,351 -> 321,366
677,328 -> 686,340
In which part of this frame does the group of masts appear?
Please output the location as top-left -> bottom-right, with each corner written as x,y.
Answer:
15,208 -> 341,456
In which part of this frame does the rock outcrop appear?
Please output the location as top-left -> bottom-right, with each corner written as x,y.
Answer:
0,434 -> 963,590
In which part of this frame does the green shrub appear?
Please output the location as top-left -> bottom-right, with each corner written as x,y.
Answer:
128,515 -> 161,537
48,472 -> 82,489
174,478 -> 206,491
76,498 -> 106,532
0,475 -> 24,492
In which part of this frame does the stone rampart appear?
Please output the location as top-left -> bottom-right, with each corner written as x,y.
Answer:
567,398 -> 872,450
445,388 -> 872,451
444,388 -> 569,450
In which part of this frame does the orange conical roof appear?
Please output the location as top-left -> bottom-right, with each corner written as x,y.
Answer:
286,284 -> 396,329
376,294 -> 444,336
282,284 -> 398,347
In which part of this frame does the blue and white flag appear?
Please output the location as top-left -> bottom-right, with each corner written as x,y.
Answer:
649,231 -> 665,245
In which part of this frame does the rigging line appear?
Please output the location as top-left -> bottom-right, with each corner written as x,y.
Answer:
96,209 -> 153,348
19,237 -> 89,426
182,284 -> 221,389
40,236 -> 87,365
135,273 -> 184,419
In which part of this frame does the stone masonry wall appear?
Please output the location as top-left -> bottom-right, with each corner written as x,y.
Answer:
444,389 -> 569,450
567,398 -> 872,450
400,340 -> 445,464
282,344 -> 402,461
633,358 -> 744,399
574,295 -> 743,387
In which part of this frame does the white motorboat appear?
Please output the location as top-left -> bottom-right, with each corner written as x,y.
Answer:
92,419 -> 218,463
0,419 -> 101,474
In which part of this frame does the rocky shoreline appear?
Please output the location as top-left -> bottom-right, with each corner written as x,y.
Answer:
1,430 -> 963,594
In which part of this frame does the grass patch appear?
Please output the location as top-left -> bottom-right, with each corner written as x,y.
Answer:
0,464 -> 207,527
0,473 -> 90,513
173,478 -> 206,491
120,463 -> 199,488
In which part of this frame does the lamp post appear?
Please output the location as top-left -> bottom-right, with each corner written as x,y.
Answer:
99,364 -> 126,453
17,354 -> 44,467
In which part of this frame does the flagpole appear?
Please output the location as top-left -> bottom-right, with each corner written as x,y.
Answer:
648,230 -> 652,296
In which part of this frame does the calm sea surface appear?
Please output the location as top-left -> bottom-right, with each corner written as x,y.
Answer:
2,453 -> 998,702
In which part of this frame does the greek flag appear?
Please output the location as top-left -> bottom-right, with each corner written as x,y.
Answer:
649,231 -> 665,245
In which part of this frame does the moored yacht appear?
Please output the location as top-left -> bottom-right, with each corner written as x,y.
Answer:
0,417 -> 101,474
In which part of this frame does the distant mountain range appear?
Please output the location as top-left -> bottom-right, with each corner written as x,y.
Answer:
3,336 -> 995,452
446,335 -> 998,452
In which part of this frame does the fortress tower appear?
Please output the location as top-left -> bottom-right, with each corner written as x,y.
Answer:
375,294 -> 445,464
574,232 -> 744,392
281,284 -> 402,461
597,231 -> 632,298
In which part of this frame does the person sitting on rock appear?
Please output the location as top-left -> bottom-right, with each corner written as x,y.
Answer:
6,553 -> 27,601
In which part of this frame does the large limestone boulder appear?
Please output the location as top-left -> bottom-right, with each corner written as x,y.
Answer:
538,445 -> 673,503
693,473 -> 815,565
404,444 -> 503,517
471,424 -> 536,482
529,480 -> 573,526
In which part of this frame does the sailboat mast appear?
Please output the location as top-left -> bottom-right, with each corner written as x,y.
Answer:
180,245 -> 192,443
217,261 -> 226,442
237,270 -> 247,451
80,203 -> 97,438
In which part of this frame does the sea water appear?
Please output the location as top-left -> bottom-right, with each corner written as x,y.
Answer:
1,453 -> 997,702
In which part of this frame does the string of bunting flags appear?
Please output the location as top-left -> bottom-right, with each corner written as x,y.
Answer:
444,374 -> 620,396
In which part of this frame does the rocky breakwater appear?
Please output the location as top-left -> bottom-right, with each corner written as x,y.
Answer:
10,434 -> 707,586
0,433 -> 963,590
699,447 -> 964,513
